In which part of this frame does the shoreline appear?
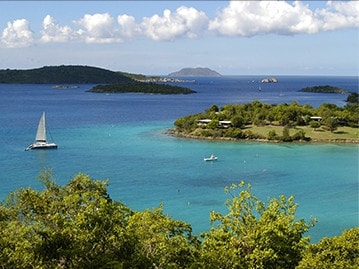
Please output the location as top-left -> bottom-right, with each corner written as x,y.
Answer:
167,129 -> 359,144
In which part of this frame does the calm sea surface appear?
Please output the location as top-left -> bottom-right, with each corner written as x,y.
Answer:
0,76 -> 358,242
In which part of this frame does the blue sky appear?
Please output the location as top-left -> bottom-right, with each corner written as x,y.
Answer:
0,1 -> 358,76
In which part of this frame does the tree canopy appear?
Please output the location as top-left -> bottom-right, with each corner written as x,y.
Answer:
0,171 -> 357,268
173,100 -> 359,142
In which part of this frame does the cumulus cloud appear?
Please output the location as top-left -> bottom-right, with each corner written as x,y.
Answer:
317,0 -> 359,31
1,1 -> 358,48
141,6 -> 209,41
41,15 -> 74,42
75,13 -> 122,43
209,0 -> 359,37
117,14 -> 141,38
1,19 -> 34,48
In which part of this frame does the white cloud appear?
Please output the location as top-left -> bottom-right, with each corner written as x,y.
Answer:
1,1 -> 358,48
209,0 -> 359,37
1,19 -> 34,48
316,1 -> 359,31
209,1 -> 324,36
141,6 -> 209,41
41,15 -> 74,43
117,14 -> 141,38
75,13 -> 122,43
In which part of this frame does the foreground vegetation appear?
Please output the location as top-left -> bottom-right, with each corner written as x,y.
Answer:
174,98 -> 359,143
0,171 -> 358,268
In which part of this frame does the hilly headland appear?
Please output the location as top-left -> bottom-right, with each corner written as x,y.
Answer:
0,65 -> 132,84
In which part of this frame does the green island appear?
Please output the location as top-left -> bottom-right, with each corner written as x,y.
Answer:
299,85 -> 348,94
88,82 -> 196,95
0,65 -> 195,95
0,65 -> 132,84
172,94 -> 359,143
0,170 -> 357,268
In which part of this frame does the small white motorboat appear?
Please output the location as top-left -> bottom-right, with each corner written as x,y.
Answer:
204,154 -> 218,161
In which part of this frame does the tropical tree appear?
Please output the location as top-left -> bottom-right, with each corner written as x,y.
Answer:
309,120 -> 321,131
197,182 -> 316,269
231,115 -> 245,128
126,205 -> 199,268
282,126 -> 292,141
297,227 -> 359,269
322,116 -> 338,132
0,171 -> 133,268
267,129 -> 279,140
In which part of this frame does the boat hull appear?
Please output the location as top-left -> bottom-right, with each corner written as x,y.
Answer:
204,157 -> 218,161
25,143 -> 58,151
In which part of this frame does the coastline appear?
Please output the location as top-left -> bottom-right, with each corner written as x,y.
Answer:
167,129 -> 359,144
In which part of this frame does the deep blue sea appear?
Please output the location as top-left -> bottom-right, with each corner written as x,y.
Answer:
0,76 -> 358,242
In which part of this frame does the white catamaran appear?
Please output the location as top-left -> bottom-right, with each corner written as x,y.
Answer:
25,112 -> 58,151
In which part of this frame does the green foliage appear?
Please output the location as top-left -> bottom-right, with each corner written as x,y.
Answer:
0,170 -> 198,269
206,104 -> 219,113
267,129 -> 279,140
343,103 -> 359,127
322,117 -> 339,132
231,115 -> 245,128
126,205 -> 199,268
0,171 -> 133,268
297,227 -> 359,269
1,172 -> 358,269
207,119 -> 219,129
0,65 -> 133,84
117,71 -> 155,81
292,129 -> 309,141
309,120 -> 321,130
282,126 -> 293,142
198,182 -> 316,269
346,92 -> 359,103
224,128 -> 244,139
173,100 -> 358,141
174,114 -> 201,133
90,82 -> 195,94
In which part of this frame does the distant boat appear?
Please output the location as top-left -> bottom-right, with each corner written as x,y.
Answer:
204,154 -> 218,161
25,112 -> 57,151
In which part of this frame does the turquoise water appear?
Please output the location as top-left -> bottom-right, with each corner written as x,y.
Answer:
0,77 -> 358,242
4,121 -> 357,242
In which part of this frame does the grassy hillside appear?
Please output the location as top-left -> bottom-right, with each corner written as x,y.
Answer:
0,65 -> 133,84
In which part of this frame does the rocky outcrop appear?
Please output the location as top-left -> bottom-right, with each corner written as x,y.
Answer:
261,77 -> 278,83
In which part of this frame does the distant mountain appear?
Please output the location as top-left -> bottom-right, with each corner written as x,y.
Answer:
168,67 -> 222,77
0,65 -> 133,84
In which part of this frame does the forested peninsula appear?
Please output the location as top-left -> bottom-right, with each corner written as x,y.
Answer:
173,97 -> 359,143
1,171 -> 357,268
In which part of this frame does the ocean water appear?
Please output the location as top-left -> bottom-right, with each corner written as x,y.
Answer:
0,76 -> 358,242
